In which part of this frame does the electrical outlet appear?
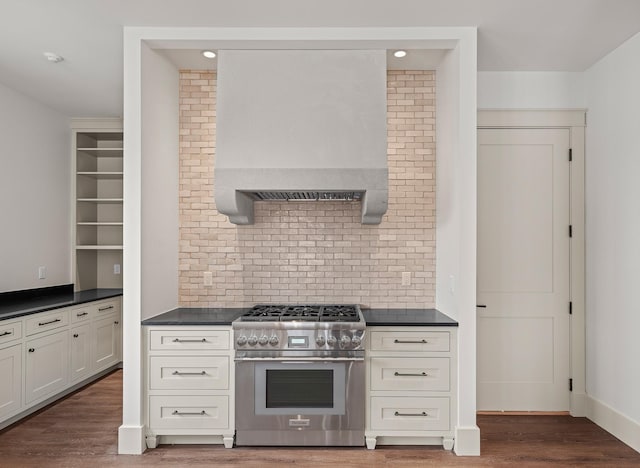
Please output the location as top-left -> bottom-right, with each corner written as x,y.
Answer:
401,271 -> 411,286
449,275 -> 455,294
204,271 -> 213,286
38,266 -> 46,279
114,264 -> 121,275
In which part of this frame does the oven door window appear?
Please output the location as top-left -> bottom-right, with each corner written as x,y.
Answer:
255,362 -> 346,415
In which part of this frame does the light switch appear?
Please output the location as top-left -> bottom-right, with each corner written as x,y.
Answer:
204,271 -> 213,286
401,271 -> 411,286
114,264 -> 121,275
38,266 -> 46,279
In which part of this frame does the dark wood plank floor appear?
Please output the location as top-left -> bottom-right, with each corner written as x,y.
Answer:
1,370 -> 638,467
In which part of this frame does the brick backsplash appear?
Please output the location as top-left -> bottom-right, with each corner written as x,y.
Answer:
178,70 -> 435,308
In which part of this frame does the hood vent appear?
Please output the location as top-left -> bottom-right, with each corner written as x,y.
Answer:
251,191 -> 363,202
214,50 -> 388,225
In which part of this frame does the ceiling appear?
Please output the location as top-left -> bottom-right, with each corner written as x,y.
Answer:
2,0 -> 640,118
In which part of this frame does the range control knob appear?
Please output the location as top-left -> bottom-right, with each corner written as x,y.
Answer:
236,335 -> 248,346
351,335 -> 362,347
258,335 -> 269,346
247,335 -> 258,346
269,335 -> 279,346
326,335 -> 337,347
315,335 -> 326,347
340,335 -> 352,348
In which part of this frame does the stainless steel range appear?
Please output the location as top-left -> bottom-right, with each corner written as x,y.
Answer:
233,304 -> 365,446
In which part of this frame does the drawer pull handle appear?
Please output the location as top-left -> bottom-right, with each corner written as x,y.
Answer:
77,312 -> 89,317
172,371 -> 207,376
394,339 -> 428,344
39,318 -> 61,326
172,410 -> 206,416
99,305 -> 114,312
394,411 -> 428,417
394,371 -> 428,377
0,331 -> 12,337
73,333 -> 79,338
28,348 -> 35,353
172,338 -> 207,343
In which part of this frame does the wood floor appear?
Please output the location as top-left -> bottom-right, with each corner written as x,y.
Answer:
1,370 -> 639,467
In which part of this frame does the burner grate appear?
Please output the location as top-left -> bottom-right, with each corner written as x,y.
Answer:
240,304 -> 360,322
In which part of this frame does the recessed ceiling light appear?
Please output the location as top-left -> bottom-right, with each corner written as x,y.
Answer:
202,50 -> 216,59
393,50 -> 407,58
43,52 -> 64,63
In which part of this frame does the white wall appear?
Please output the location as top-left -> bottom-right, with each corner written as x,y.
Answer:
478,72 -> 585,109
584,31 -> 640,445
141,45 -> 179,320
0,82 -> 70,292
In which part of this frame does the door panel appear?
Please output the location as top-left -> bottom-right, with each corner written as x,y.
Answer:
477,128 -> 570,411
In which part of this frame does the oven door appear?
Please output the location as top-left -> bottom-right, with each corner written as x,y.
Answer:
235,358 -> 364,446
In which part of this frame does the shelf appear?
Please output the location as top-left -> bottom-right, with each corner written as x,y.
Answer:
77,198 -> 123,203
76,245 -> 123,250
77,148 -> 123,157
77,172 -> 123,179
77,222 -> 123,226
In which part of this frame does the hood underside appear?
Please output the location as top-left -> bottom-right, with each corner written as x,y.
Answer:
214,49 -> 388,225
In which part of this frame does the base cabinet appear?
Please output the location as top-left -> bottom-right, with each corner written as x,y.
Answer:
144,326 -> 235,449
0,296 -> 122,429
0,344 -> 22,420
25,331 -> 69,405
70,323 -> 93,383
365,326 -> 457,450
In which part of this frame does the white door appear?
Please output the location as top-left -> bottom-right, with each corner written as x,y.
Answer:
70,323 -> 93,382
25,331 -> 69,405
94,315 -> 118,371
477,128 -> 571,411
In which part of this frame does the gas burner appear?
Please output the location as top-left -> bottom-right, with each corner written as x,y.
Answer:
239,304 -> 360,322
320,305 -> 358,322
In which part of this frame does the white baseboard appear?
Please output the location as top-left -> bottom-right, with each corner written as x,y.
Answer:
118,424 -> 146,454
454,425 -> 481,456
586,395 -> 640,454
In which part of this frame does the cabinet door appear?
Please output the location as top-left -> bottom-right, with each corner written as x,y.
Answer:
94,315 -> 119,371
25,331 -> 69,405
0,344 -> 22,420
69,324 -> 93,382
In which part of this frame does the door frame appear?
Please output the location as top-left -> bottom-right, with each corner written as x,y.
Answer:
477,109 -> 586,417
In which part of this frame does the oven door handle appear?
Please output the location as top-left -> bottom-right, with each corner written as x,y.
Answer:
234,357 -> 364,362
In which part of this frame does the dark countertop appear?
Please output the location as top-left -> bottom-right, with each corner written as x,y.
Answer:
363,308 -> 458,326
0,288 -> 123,322
142,306 -> 457,327
142,307 -> 249,326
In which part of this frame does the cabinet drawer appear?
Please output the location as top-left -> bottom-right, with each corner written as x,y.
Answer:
149,356 -> 229,390
0,320 -> 22,345
370,397 -> 450,431
25,310 -> 69,336
70,307 -> 92,324
94,300 -> 119,317
149,395 -> 229,430
370,357 -> 450,392
149,330 -> 230,351
370,331 -> 450,352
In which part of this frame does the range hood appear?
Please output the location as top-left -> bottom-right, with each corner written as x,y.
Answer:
214,50 -> 388,225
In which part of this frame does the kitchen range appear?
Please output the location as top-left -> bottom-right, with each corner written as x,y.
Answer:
233,304 -> 366,446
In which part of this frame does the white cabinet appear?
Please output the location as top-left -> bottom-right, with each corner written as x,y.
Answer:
70,323 -> 93,383
144,326 -> 235,449
25,330 -> 69,405
0,344 -> 22,420
365,326 -> 457,451
0,296 -> 122,429
71,118 -> 123,291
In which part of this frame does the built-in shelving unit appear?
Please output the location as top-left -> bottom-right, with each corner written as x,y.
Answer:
71,119 -> 123,291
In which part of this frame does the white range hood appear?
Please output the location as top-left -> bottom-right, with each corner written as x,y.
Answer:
214,49 -> 388,224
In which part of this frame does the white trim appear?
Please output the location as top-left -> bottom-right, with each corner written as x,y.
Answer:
454,426 -> 481,455
117,424 -> 146,454
586,395 -> 640,454
477,109 -> 586,417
